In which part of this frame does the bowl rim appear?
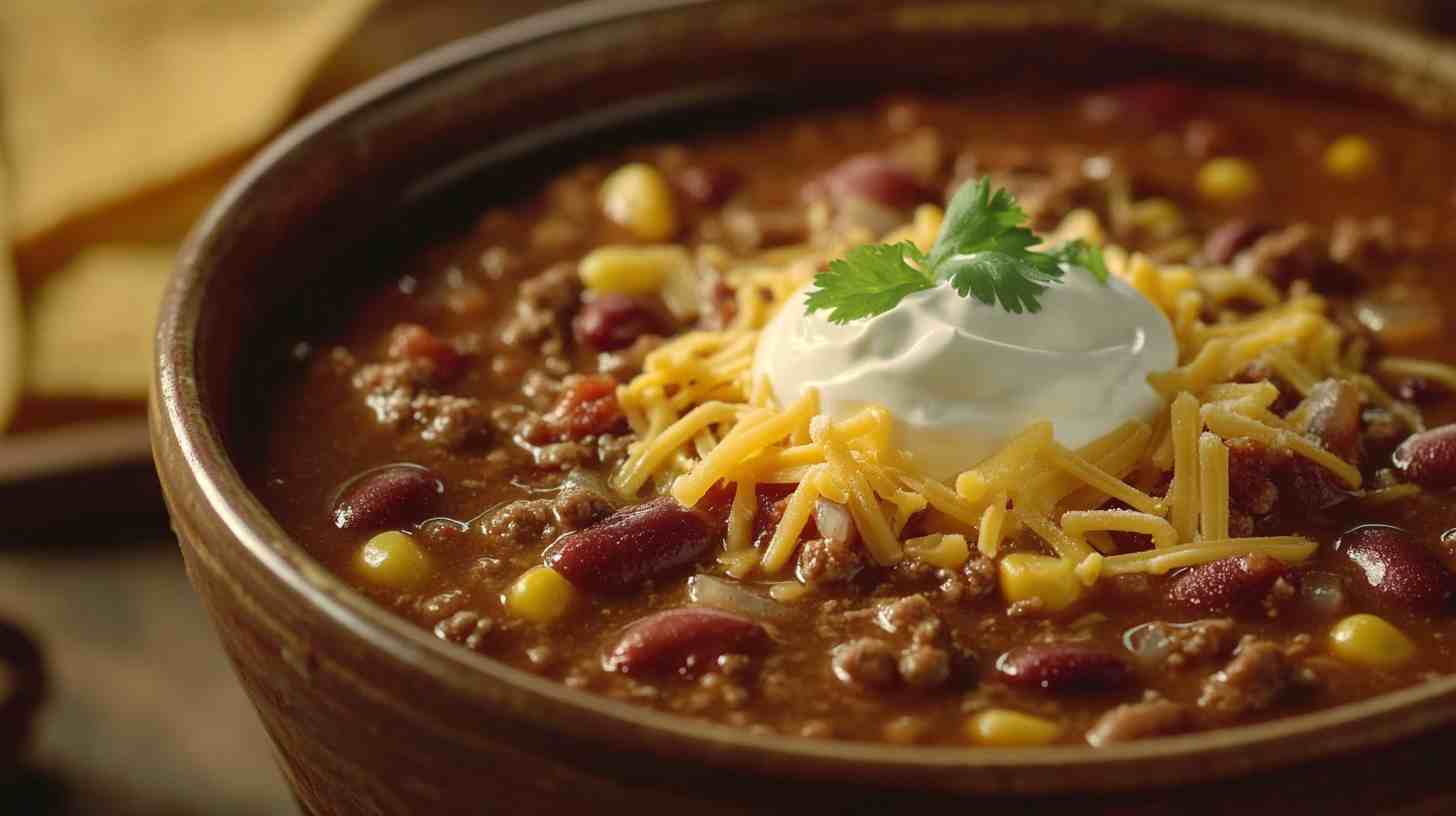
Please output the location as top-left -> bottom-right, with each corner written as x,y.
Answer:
156,0 -> 1456,791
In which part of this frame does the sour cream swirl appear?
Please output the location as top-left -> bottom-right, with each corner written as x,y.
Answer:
752,270 -> 1178,481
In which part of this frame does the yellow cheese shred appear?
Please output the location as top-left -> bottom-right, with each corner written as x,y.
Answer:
1200,404 -> 1361,489
1061,509 -> 1177,551
1014,504 -> 1094,563
955,420 -> 1053,504
1041,441 -> 1166,516
1199,432 -> 1231,541
672,390 -> 817,507
726,474 -> 757,552
1167,392 -> 1203,543
613,401 -> 741,494
1377,357 -> 1456,394
759,466 -> 822,574
976,492 -> 1009,558
1101,536 -> 1317,576
812,418 -> 901,567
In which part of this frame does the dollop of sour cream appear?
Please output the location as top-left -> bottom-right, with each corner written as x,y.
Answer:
752,270 -> 1177,481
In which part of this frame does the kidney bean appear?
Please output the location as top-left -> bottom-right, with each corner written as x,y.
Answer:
806,154 -> 932,211
1395,376 -> 1443,405
573,293 -> 665,352
1393,424 -> 1456,488
996,643 -> 1131,693
1337,525 -> 1455,613
332,464 -> 444,530
546,497 -> 715,593
603,607 -> 768,676
1300,379 -> 1363,464
387,323 -> 464,381
1167,554 -> 1291,616
674,165 -> 742,208
1203,218 -> 1269,265
1183,118 -> 1235,160
1082,80 -> 1200,127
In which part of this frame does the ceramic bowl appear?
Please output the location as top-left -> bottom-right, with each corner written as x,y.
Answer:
153,2 -> 1456,812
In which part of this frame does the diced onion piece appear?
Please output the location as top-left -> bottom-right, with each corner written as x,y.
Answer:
813,497 -> 855,546
687,574 -> 791,622
1355,285 -> 1443,349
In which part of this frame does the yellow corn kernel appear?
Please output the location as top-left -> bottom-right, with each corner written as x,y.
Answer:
998,553 -> 1084,613
578,244 -> 689,295
967,709 -> 1062,747
1196,157 -> 1261,203
600,162 -> 678,241
1324,135 -> 1379,180
355,531 -> 430,589
505,566 -> 578,624
1128,197 -> 1185,240
904,533 -> 970,571
1329,613 -> 1414,669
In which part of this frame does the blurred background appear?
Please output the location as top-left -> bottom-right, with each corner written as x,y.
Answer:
0,1 -> 1451,813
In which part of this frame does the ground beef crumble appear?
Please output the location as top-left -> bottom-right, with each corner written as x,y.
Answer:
1086,697 -> 1192,745
797,535 -> 866,586
1198,636 -> 1294,716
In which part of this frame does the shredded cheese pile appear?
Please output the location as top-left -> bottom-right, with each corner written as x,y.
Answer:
607,201 -> 1434,592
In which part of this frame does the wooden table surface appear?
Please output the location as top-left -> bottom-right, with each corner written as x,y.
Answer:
0,1 -> 1451,814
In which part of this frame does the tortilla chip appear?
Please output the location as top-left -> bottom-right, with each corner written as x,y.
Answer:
0,0 -> 377,243
26,245 -> 173,398
14,156 -> 242,286
0,168 -> 18,430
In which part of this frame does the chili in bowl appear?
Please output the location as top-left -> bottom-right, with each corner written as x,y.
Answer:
153,1 -> 1456,812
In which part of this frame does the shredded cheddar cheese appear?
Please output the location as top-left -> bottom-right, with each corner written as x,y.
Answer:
603,206 -> 1406,600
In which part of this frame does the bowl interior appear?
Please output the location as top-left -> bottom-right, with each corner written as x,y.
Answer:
159,0 -> 1456,794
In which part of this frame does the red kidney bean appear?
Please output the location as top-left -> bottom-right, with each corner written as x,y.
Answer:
1183,118 -> 1235,160
1203,218 -> 1269,265
1393,424 -> 1456,488
1337,525 -> 1455,613
573,293 -> 665,352
1396,376 -> 1443,404
603,607 -> 768,676
995,643 -> 1131,693
807,154 -> 932,211
1300,379 -> 1363,465
387,323 -> 464,381
674,165 -> 742,208
1167,553 -> 1291,615
546,497 -> 715,593
332,464 -> 443,530
1081,80 -> 1200,127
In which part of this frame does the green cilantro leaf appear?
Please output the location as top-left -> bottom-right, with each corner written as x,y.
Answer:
802,176 -> 1108,321
804,241 -> 935,324
1045,238 -> 1110,284
939,250 -> 1059,314
925,177 -> 1038,271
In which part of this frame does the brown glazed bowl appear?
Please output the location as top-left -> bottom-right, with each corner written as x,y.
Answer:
153,1 -> 1456,813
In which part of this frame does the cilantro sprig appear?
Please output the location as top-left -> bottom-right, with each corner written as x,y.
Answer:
804,177 -> 1108,323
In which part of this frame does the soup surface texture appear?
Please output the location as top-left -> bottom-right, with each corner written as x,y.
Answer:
246,82 -> 1456,746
